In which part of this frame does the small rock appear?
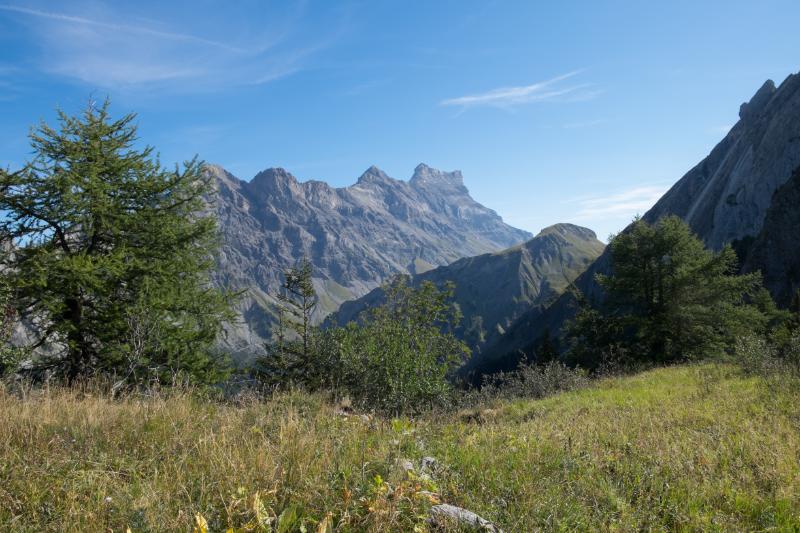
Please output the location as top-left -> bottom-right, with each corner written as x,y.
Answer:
428,504 -> 503,532
421,456 -> 438,471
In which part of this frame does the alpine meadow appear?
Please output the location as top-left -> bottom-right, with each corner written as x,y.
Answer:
1,2 -> 800,531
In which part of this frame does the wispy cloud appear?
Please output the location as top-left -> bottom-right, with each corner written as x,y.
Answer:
0,2 -> 340,91
440,70 -> 600,110
568,184 -> 669,222
0,5 -> 247,53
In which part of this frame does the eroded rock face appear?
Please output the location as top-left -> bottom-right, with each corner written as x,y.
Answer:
208,163 -> 532,359
645,74 -> 800,249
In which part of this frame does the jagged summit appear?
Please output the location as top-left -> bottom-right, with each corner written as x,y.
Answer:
355,165 -> 394,185
249,167 -> 298,190
219,163 -> 472,192
647,70 -> 800,250
410,163 -> 466,189
739,79 -> 777,119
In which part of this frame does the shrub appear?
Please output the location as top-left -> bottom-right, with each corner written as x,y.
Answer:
478,360 -> 590,401
312,276 -> 469,414
735,333 -> 800,380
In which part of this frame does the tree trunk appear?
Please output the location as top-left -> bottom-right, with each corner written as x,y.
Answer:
65,296 -> 86,383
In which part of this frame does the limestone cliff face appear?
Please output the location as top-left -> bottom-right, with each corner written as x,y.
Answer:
644,74 -> 800,249
331,223 -> 604,357
207,163 -> 532,358
477,72 -> 800,374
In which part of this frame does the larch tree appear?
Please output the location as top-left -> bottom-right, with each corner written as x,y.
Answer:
0,101 -> 234,383
595,215 -> 764,363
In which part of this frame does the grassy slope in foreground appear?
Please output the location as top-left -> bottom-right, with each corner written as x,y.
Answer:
1,364 -> 798,531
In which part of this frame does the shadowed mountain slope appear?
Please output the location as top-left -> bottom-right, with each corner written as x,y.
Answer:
741,165 -> 800,306
331,223 -> 604,358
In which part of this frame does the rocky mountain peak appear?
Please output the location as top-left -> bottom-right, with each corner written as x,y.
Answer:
739,79 -> 777,120
476,71 -> 800,376
355,165 -> 394,186
205,164 -> 243,195
646,70 -> 800,250
250,167 -> 298,190
410,163 -> 465,190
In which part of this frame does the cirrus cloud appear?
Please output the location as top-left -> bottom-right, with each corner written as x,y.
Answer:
0,2 -> 344,91
440,70 -> 600,111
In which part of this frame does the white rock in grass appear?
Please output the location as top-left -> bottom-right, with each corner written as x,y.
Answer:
428,504 -> 503,532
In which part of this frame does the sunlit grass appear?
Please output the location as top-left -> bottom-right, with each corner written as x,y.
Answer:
1,364 -> 798,531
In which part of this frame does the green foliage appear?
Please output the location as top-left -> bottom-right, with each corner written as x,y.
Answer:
0,101 -> 234,384
321,275 -> 469,414
0,273 -> 20,377
478,360 -> 589,401
532,327 -> 558,364
564,296 -> 628,369
569,216 -> 765,365
256,258 -> 324,387
734,333 -> 800,381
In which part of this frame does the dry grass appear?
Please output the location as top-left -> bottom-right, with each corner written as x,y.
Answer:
1,364 -> 799,531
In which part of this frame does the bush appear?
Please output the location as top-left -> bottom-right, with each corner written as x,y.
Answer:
477,360 -> 590,402
296,276 -> 469,415
734,333 -> 800,379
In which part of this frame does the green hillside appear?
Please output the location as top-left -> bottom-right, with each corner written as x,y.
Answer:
2,363 -> 798,531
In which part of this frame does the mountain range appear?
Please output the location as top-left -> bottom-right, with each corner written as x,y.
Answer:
207,71 -> 800,374
206,163 -> 531,357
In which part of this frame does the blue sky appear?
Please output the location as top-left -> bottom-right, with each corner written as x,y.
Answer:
1,1 -> 798,240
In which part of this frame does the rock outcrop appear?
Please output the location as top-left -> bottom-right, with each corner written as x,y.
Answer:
643,75 -> 800,250
208,163 -> 531,359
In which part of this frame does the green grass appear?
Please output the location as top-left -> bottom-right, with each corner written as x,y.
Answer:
1,364 -> 799,531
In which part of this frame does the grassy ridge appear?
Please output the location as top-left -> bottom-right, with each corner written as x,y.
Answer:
1,364 -> 798,531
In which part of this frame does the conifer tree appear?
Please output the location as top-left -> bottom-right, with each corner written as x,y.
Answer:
595,216 -> 764,363
0,269 -> 20,377
257,258 -> 319,385
0,101 -> 234,383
